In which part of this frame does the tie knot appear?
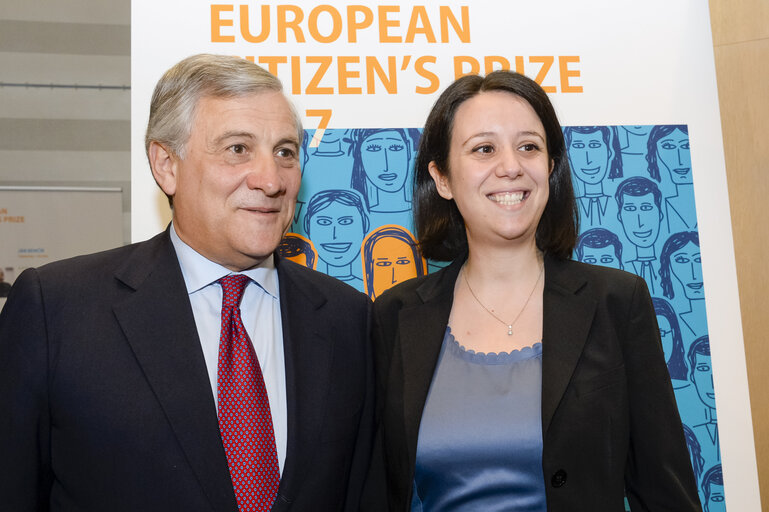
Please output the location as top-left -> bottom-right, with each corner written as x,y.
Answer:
219,274 -> 250,308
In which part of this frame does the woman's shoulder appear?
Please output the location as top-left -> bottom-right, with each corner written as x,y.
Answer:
547,256 -> 648,299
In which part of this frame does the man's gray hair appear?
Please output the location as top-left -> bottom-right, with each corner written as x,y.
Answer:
145,54 -> 303,159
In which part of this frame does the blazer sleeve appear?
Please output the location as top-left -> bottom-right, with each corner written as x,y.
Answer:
0,268 -> 53,510
622,276 -> 701,511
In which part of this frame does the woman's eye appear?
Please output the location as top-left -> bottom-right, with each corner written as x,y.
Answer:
519,143 -> 539,152
473,144 -> 494,154
366,144 -> 382,152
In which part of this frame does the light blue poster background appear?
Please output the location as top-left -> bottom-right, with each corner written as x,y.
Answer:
283,124 -> 722,510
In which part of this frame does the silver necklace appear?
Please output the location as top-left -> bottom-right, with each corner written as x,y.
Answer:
462,263 -> 544,336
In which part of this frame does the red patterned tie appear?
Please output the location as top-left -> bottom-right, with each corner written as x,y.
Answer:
217,274 -> 280,511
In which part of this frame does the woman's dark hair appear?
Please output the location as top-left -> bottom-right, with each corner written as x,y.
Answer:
652,297 -> 687,380
646,125 -> 688,182
414,71 -> 578,261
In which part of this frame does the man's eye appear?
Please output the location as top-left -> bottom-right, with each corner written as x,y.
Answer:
571,142 -> 585,149
229,144 -> 247,154
375,261 -> 392,267
339,218 -> 354,226
583,256 -> 596,264
588,141 -> 602,149
276,147 -> 296,159
316,218 -> 332,226
600,256 -> 614,263
640,205 -> 653,211
624,205 -> 637,212
395,259 -> 411,265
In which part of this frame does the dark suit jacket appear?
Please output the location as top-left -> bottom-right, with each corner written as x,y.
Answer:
0,229 -> 373,511
363,255 -> 701,511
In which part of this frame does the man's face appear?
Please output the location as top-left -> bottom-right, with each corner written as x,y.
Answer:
617,192 -> 662,248
161,92 -> 301,271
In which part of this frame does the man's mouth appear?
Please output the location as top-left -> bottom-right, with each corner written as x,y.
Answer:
632,229 -> 653,238
580,166 -> 602,175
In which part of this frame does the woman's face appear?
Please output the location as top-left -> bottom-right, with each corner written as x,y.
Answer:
657,314 -> 674,363
670,241 -> 703,300
360,130 -> 410,193
431,91 -> 551,249
656,128 -> 691,185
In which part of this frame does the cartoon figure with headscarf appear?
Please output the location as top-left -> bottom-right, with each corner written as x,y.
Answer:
361,224 -> 425,300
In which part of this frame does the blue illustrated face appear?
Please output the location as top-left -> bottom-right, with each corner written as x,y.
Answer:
580,246 -> 622,269
656,128 -> 692,185
657,314 -> 674,363
361,130 -> 410,193
618,192 -> 662,248
309,202 -> 365,267
705,483 -> 725,512
692,353 -> 716,409
568,131 -> 611,185
670,241 -> 704,300
625,126 -> 651,137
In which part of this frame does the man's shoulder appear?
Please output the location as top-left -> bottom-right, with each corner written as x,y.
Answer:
277,256 -> 370,306
27,231 -> 171,287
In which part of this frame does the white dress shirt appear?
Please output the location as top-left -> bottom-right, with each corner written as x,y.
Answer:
170,224 -> 287,474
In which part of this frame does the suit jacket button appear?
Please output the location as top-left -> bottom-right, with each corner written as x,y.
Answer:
551,469 -> 567,487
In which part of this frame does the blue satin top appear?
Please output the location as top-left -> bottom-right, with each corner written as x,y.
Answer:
411,328 -> 546,512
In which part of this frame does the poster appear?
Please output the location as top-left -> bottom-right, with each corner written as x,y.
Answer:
131,2 -> 758,509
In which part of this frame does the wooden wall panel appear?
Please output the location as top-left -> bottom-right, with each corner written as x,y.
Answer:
710,1 -> 769,508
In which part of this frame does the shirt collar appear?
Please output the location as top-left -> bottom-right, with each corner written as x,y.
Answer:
169,223 -> 279,299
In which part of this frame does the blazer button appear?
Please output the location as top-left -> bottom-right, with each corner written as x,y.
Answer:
551,469 -> 567,488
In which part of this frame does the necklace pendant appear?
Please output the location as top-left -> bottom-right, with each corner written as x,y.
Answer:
507,325 -> 513,336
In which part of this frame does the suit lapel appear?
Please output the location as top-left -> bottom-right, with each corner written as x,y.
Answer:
400,258 -> 462,469
112,231 -> 237,511
541,256 -> 597,435
273,257 -> 331,507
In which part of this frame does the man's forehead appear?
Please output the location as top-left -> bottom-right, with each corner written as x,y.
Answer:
194,93 -> 298,136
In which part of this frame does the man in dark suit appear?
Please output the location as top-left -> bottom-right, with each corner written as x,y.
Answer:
0,54 -> 372,511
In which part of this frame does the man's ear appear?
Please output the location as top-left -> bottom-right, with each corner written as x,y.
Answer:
148,141 -> 178,197
428,161 -> 453,200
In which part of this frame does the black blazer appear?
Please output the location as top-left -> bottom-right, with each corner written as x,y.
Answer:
0,229 -> 373,511
363,255 -> 701,511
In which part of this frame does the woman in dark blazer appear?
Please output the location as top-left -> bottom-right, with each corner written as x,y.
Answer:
362,71 -> 700,511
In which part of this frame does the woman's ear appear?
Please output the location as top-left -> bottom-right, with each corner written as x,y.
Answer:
148,141 -> 178,197
428,161 -> 453,200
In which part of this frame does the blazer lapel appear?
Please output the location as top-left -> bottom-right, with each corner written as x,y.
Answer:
541,256 -> 597,436
273,257 -> 332,508
400,258 -> 462,469
112,231 -> 237,511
